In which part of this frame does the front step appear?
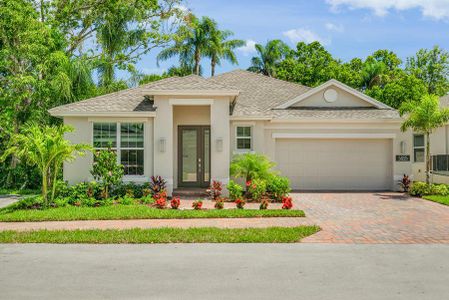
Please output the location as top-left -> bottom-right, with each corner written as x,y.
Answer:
172,188 -> 209,199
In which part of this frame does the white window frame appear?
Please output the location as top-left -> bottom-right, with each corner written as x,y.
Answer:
235,125 -> 253,152
92,122 -> 146,178
413,134 -> 425,163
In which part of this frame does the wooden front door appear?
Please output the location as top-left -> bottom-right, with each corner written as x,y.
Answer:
178,126 -> 210,187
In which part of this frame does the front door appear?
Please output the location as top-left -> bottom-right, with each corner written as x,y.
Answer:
178,126 -> 210,187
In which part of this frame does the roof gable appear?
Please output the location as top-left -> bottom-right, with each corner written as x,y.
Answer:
275,79 -> 392,110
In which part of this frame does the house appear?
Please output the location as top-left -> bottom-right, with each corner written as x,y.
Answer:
49,69 -> 449,195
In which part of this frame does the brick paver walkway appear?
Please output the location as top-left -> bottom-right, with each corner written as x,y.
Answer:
297,193 -> 449,244
1,193 -> 449,244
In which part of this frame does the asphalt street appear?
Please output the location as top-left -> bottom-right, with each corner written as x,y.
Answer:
1,243 -> 448,300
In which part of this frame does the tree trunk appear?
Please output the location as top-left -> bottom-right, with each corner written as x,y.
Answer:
426,132 -> 431,185
211,57 -> 216,77
42,170 -> 48,207
194,49 -> 201,75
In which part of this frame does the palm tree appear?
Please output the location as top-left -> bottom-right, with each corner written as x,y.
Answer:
206,28 -> 244,76
1,124 -> 91,206
157,15 -> 214,75
400,94 -> 449,184
361,60 -> 387,90
247,40 -> 290,77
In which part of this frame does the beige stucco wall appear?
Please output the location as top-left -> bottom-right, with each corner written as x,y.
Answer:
63,116 -> 154,185
293,86 -> 372,108
154,95 -> 231,195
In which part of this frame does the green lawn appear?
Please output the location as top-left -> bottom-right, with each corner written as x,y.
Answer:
422,195 -> 449,206
0,226 -> 320,243
0,205 -> 305,222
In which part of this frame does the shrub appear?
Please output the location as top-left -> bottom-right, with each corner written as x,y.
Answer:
398,174 -> 411,193
227,180 -> 243,201
247,178 -> 266,201
214,199 -> 224,209
410,182 -> 449,197
230,153 -> 276,183
192,200 -> 203,210
235,198 -> 246,209
141,195 -> 155,205
259,199 -> 269,210
282,196 -> 293,210
110,182 -> 148,199
149,176 -> 167,196
117,196 -> 135,205
207,180 -> 222,200
154,195 -> 167,209
3,195 -> 44,211
266,175 -> 291,201
53,197 -> 70,208
170,197 -> 181,209
91,147 -> 124,199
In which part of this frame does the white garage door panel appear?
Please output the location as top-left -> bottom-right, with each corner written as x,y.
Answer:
275,139 -> 393,190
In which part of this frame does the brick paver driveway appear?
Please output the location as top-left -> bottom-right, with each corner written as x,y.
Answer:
296,192 -> 449,244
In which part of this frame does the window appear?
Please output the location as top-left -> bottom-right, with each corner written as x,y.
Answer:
413,134 -> 425,162
236,126 -> 252,151
93,122 -> 145,176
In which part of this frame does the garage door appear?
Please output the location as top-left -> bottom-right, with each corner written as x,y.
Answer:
275,139 -> 393,190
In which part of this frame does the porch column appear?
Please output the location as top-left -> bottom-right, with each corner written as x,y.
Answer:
210,99 -> 230,196
153,98 -> 174,195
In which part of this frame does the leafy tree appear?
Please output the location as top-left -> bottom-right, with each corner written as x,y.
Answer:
400,94 -> 449,184
276,41 -> 340,86
1,124 -> 91,206
361,60 -> 387,90
247,40 -> 290,77
205,27 -> 244,76
406,46 -> 449,95
157,14 -> 216,75
91,147 -> 124,199
370,49 -> 402,72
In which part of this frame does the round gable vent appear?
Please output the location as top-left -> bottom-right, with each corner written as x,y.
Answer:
324,88 -> 338,103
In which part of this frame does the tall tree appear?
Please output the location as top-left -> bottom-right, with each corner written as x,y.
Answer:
406,46 -> 449,95
276,41 -> 340,86
205,28 -> 244,76
247,40 -> 290,77
400,94 -> 449,184
157,14 -> 215,75
361,59 -> 387,90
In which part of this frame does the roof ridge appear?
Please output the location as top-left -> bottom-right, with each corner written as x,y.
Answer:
213,69 -> 311,90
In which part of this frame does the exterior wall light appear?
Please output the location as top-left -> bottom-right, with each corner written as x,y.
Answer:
159,138 -> 166,153
400,141 -> 407,154
216,137 -> 223,152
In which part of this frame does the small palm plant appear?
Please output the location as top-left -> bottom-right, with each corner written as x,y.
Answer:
1,124 -> 91,207
400,94 -> 449,184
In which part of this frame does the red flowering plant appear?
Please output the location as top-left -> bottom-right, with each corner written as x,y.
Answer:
235,198 -> 246,209
207,180 -> 223,200
192,200 -> 203,210
170,197 -> 181,209
281,196 -> 293,210
214,199 -> 224,209
154,191 -> 167,209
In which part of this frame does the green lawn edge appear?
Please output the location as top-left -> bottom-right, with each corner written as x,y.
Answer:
0,226 -> 320,243
0,189 -> 40,196
422,195 -> 449,206
0,206 -> 305,222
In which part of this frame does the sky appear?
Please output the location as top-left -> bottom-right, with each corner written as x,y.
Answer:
132,0 -> 449,78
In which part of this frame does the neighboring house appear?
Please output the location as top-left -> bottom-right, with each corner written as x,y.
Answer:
49,69 -> 449,195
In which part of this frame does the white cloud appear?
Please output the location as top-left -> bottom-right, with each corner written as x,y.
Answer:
237,40 -> 257,56
283,28 -> 329,45
325,22 -> 344,32
326,0 -> 449,20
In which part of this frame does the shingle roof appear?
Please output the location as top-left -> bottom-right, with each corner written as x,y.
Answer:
209,69 -> 311,117
49,75 -> 237,115
49,69 -> 400,120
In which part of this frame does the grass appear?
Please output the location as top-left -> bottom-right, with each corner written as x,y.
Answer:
422,195 -> 449,206
0,189 -> 39,196
0,205 -> 305,222
0,226 -> 320,243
